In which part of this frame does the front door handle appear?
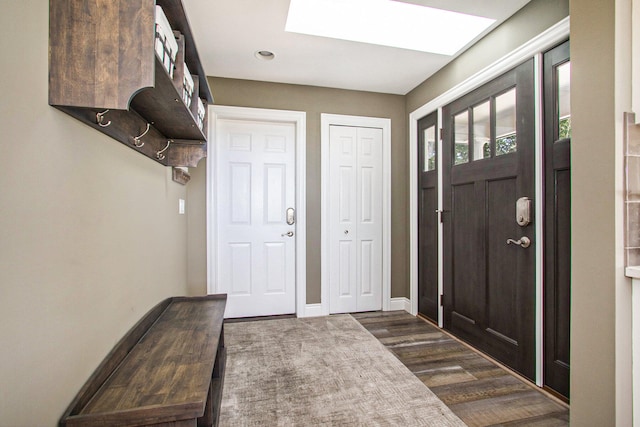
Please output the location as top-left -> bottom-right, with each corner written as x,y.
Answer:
506,236 -> 531,248
281,231 -> 294,237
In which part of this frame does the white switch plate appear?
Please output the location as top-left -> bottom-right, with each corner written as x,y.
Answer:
179,199 -> 185,215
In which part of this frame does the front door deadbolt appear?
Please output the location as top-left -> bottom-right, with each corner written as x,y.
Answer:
516,197 -> 531,227
286,207 -> 295,225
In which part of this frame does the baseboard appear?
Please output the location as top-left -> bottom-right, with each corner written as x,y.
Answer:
301,303 -> 324,318
302,300 -> 409,317
389,297 -> 411,313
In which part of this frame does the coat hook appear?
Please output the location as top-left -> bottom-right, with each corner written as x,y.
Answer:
96,110 -> 111,127
156,140 -> 172,160
133,123 -> 150,148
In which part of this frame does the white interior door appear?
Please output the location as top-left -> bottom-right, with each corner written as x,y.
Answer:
215,119 -> 296,318
329,125 -> 383,313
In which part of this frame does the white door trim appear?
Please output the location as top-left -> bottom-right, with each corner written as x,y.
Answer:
408,17 -> 569,386
321,114 -> 391,316
207,105 -> 307,317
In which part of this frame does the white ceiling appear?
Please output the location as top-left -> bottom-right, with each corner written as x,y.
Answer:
182,0 -> 531,95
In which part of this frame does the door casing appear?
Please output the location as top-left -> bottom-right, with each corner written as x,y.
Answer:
207,105 -> 308,316
321,114 -> 391,316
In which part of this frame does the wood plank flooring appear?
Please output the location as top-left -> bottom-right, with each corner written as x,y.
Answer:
353,311 -> 569,427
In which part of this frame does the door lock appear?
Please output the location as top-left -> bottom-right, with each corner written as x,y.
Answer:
506,236 -> 531,248
286,208 -> 296,225
516,197 -> 531,227
281,231 -> 294,237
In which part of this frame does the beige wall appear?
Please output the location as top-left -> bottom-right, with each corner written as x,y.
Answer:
570,0 -> 632,424
406,0 -> 570,113
187,163 -> 208,296
188,79 -> 407,302
0,1 -> 197,425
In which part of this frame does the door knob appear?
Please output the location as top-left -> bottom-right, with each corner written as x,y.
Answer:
506,236 -> 531,248
281,231 -> 294,237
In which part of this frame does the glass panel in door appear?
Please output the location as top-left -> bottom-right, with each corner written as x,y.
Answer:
496,88 -> 517,156
454,111 -> 469,165
473,101 -> 491,160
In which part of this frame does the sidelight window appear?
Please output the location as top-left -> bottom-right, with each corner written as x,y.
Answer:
557,61 -> 571,139
424,125 -> 437,171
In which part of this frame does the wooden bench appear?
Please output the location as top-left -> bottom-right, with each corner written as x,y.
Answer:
60,295 -> 227,427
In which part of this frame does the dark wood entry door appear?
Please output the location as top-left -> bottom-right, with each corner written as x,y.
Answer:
418,112 -> 439,322
543,40 -> 571,400
442,59 -> 536,380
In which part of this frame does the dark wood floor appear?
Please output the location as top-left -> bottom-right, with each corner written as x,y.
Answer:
353,311 -> 569,427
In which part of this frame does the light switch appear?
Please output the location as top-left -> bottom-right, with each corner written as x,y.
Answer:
179,199 -> 185,215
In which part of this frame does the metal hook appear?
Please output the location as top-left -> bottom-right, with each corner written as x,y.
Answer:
132,123 -> 150,148
156,140 -> 172,160
96,110 -> 111,127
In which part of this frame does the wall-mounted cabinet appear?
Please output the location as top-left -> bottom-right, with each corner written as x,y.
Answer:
48,0 -> 213,174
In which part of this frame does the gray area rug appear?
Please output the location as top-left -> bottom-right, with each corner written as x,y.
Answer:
219,314 -> 466,426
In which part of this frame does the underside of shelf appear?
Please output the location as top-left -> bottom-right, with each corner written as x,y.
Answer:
130,56 -> 208,141
56,106 -> 207,168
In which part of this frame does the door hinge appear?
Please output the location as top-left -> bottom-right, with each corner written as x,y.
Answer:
440,294 -> 444,306
439,128 -> 443,140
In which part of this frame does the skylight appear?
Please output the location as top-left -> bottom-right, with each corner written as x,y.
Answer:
285,0 -> 496,56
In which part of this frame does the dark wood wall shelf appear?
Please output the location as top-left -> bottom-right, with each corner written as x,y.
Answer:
48,0 -> 213,173
60,295 -> 227,427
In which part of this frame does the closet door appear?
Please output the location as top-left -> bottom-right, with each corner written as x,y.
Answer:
329,125 -> 383,313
